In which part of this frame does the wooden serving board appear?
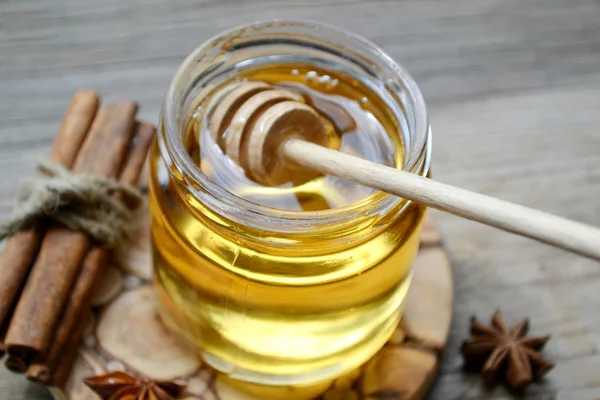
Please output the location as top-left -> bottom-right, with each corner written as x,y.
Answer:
50,201 -> 453,400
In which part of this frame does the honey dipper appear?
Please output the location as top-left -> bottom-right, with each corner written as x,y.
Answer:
209,82 -> 600,262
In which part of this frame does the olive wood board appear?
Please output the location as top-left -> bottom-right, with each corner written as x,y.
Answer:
49,200 -> 453,400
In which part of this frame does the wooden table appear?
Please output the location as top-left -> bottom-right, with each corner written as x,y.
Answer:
1,0 -> 600,398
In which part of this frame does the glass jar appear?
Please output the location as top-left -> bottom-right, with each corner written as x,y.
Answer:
149,20 -> 431,386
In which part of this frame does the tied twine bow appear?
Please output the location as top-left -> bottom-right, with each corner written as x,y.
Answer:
0,159 -> 143,248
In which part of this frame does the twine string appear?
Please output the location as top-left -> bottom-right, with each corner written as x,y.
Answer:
0,159 -> 143,248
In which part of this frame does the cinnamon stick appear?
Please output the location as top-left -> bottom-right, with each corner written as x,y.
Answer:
26,122 -> 156,384
0,90 -> 99,357
5,355 -> 28,373
4,101 -> 138,364
51,312 -> 92,386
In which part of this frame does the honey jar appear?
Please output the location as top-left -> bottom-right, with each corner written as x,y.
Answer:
149,20 -> 431,386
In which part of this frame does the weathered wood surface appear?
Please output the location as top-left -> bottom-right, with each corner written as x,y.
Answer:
1,0 -> 600,399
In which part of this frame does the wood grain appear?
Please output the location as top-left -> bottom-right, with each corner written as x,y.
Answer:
2,0 -> 600,399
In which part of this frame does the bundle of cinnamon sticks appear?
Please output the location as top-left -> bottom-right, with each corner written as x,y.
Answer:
0,90 -> 155,385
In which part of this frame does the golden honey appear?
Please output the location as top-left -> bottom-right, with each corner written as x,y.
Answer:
150,21 -> 430,386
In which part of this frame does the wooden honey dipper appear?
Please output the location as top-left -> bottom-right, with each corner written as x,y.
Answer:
208,81 -> 600,262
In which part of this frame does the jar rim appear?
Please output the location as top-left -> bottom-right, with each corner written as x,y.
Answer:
162,19 -> 430,231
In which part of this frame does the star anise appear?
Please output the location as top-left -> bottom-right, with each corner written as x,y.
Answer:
83,371 -> 184,400
461,310 -> 554,391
